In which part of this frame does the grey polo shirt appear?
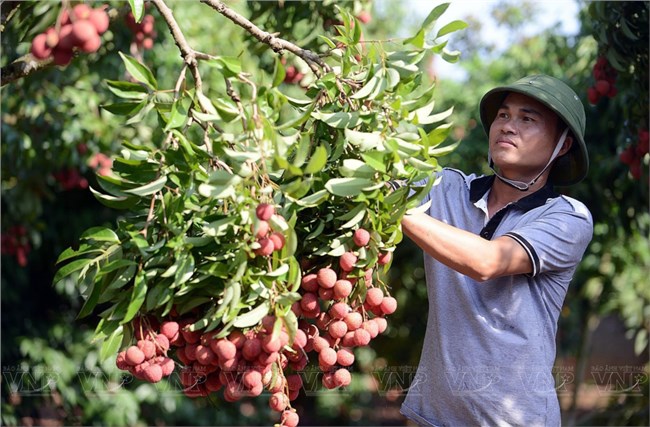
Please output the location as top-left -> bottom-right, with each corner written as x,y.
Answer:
400,168 -> 593,427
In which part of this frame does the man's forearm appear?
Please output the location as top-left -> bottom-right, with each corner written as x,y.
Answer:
401,212 -> 532,281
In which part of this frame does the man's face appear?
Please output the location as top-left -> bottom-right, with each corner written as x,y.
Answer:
488,92 -> 562,181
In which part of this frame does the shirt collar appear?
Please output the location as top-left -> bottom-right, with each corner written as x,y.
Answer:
469,174 -> 559,211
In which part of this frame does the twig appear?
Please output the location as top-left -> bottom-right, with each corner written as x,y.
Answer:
199,0 -> 332,76
150,0 -> 203,94
225,78 -> 248,131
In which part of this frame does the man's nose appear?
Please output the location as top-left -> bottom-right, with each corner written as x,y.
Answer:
500,118 -> 516,134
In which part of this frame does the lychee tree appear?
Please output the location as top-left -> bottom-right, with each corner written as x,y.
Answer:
51,0 -> 463,424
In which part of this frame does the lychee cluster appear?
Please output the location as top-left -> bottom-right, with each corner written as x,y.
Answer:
53,168 -> 89,191
1,225 -> 31,267
30,4 -> 109,66
114,220 -> 397,427
587,56 -> 618,105
619,128 -> 649,180
253,203 -> 286,257
124,12 -> 156,50
292,235 -> 395,393
115,317 -> 175,383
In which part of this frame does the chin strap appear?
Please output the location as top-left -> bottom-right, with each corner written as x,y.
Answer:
488,127 -> 569,192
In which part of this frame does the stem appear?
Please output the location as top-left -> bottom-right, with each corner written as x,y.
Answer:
150,0 -> 203,94
199,0 -> 331,75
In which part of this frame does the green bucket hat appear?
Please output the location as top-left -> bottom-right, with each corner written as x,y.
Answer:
479,74 -> 588,186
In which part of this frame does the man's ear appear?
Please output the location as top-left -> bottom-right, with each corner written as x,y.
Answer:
559,136 -> 573,156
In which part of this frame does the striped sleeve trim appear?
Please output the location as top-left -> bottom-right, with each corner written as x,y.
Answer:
504,232 -> 540,277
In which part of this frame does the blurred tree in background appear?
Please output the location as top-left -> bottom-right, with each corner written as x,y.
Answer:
1,1 -> 648,426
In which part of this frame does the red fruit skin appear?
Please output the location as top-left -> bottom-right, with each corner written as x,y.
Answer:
587,87 -> 600,105
116,351 -> 129,370
281,410 -> 300,427
211,339 -> 236,361
255,236 -> 275,256
317,268 -> 337,288
301,273 -> 320,292
80,33 -> 101,53
88,8 -> 110,34
318,347 -> 338,367
269,392 -> 289,412
337,348 -> 355,366
353,328 -> 371,346
620,147 -> 635,165
339,252 -> 357,272
333,368 -> 352,387
143,364 -> 163,383
125,346 -> 145,366
52,47 -> 73,66
254,220 -> 269,238
377,251 -> 392,265
380,296 -> 398,315
137,339 -> 156,360
56,25 -> 76,50
594,79 -> 610,96
71,20 -> 97,44
300,292 -> 319,312
357,11 -> 372,24
328,320 -> 348,339
160,321 -> 180,341
31,34 -> 52,59
160,357 -> 175,376
269,232 -> 285,251
353,228 -> 371,247
365,287 -> 384,307
72,3 -> 92,20
333,279 -> 353,299
255,203 -> 275,221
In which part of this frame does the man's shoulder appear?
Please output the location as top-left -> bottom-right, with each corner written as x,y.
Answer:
438,167 -> 485,188
553,194 -> 593,223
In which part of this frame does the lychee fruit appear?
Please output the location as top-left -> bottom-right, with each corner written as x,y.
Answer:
353,228 -> 370,247
256,203 -> 275,221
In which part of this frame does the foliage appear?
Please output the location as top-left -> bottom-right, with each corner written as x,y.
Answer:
1,1 -> 463,425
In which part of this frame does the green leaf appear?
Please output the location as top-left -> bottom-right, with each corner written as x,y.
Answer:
361,151 -> 388,173
101,101 -> 146,116
351,69 -> 386,100
89,187 -> 139,210
304,145 -> 328,174
122,269 -> 147,324
435,20 -> 468,39
77,275 -> 103,319
118,52 -> 157,90
272,57 -> 286,88
403,28 -> 425,49
105,80 -> 149,99
344,128 -> 383,151
428,139 -> 460,156
54,258 -> 93,284
81,227 -> 120,244
99,326 -> 124,362
163,101 -> 188,132
233,300 -> 271,328
174,254 -> 195,286
341,206 -> 366,228
123,176 -> 167,197
325,177 -> 374,197
441,48 -> 461,63
56,244 -> 103,265
340,159 -> 377,179
312,111 -> 362,129
296,189 -> 329,207
421,3 -> 450,31
206,56 -> 242,78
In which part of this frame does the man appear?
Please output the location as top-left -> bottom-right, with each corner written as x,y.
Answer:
399,75 -> 593,426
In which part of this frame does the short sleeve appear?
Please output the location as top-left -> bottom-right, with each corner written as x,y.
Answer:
503,197 -> 593,277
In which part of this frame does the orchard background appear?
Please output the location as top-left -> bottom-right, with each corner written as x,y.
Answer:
1,1 -> 648,426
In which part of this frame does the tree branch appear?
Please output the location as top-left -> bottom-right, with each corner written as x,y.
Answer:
199,0 -> 332,75
1,55 -> 53,87
150,0 -> 203,94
